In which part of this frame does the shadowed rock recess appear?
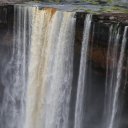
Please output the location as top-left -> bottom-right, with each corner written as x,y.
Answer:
0,2 -> 128,128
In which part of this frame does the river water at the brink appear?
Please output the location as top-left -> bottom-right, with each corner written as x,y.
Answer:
0,4 -> 128,128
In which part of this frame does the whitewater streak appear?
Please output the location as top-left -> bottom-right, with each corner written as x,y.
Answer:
0,4 -> 128,128
104,25 -> 120,128
74,14 -> 92,128
0,5 -> 32,128
108,26 -> 128,128
104,26 -> 128,128
25,7 -> 76,128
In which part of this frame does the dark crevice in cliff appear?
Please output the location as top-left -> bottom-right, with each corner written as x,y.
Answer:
0,4 -> 128,128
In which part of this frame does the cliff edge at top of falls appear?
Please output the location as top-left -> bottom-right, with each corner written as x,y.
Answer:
0,0 -> 128,13
0,1 -> 127,24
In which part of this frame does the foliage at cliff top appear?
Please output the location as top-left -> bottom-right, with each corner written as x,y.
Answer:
0,0 -> 127,14
30,0 -> 128,14
34,0 -> 128,5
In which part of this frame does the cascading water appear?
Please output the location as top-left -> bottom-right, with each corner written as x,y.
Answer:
104,25 -> 120,128
109,26 -> 128,128
25,7 -> 76,128
74,14 -> 92,128
42,11 -> 76,128
0,3 -> 128,128
104,25 -> 128,128
0,5 -> 32,128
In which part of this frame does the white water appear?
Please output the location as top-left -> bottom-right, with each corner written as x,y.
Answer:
104,26 -> 128,128
108,26 -> 128,128
104,25 -> 120,128
0,4 -> 128,128
0,5 -> 32,128
74,14 -> 92,128
25,7 -> 76,128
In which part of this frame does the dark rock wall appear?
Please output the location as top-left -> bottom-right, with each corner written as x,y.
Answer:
0,5 -> 128,128
70,12 -> 128,128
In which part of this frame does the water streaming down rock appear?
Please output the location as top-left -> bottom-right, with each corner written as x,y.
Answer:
74,14 -> 92,128
25,7 -> 76,128
0,5 -> 32,128
104,26 -> 128,128
42,12 -> 76,128
109,26 -> 128,128
24,7 -> 57,128
0,3 -> 128,128
104,24 -> 120,128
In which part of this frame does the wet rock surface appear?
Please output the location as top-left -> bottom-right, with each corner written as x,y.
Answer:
0,5 -> 127,69
0,4 -> 128,128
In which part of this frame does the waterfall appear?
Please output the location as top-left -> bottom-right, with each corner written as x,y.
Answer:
104,25 -> 120,128
0,3 -> 128,128
108,26 -> 128,128
0,5 -> 32,128
74,14 -> 92,128
104,26 -> 128,128
25,7 -> 76,128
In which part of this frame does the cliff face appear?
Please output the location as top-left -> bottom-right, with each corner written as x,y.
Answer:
0,4 -> 127,128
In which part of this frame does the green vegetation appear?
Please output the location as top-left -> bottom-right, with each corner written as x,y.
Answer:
72,5 -> 128,14
82,0 -> 99,5
98,6 -> 128,13
33,0 -> 128,14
